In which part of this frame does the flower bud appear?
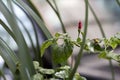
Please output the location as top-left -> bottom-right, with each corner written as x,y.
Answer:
78,21 -> 82,30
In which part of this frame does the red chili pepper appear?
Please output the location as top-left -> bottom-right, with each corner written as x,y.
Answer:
78,21 -> 82,30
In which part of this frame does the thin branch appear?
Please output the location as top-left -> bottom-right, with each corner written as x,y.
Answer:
46,0 -> 66,33
68,0 -> 89,79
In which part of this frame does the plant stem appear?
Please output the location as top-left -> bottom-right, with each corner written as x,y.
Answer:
109,60 -> 115,80
88,2 -> 115,80
68,0 -> 89,79
26,0 -> 44,21
88,3 -> 105,38
46,0 -> 66,33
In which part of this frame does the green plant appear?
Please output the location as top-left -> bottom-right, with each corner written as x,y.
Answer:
39,27 -> 120,80
0,0 -> 120,80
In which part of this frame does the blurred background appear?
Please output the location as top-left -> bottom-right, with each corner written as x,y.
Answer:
0,0 -> 120,80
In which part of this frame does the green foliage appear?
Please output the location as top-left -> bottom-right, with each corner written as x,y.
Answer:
99,51 -> 108,59
0,38 -> 18,73
41,32 -> 120,65
40,40 -> 53,57
33,61 -> 55,75
99,51 -> 120,62
38,67 -> 55,75
85,38 -> 103,52
33,61 -> 86,80
39,31 -> 120,80
74,73 -> 87,80
103,33 -> 120,50
52,40 -> 73,64
40,33 -> 74,64
54,70 -> 69,79
77,37 -> 82,44
33,73 -> 44,80
107,51 -> 120,62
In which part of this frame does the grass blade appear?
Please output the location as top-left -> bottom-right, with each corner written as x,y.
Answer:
14,0 -> 53,39
0,0 -> 35,76
0,37 -> 32,80
0,19 -> 16,41
15,16 -> 37,60
24,0 -> 44,21
0,38 -> 18,73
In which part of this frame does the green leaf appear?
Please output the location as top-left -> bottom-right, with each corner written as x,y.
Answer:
86,40 -> 94,52
55,70 -> 69,79
59,65 -> 70,71
55,32 -> 61,38
40,40 -> 53,57
38,67 -> 55,75
109,41 -> 118,49
94,44 -> 103,51
33,61 -> 55,75
86,38 -> 102,52
33,61 -> 40,70
107,52 -> 120,62
32,73 -> 43,80
99,51 -> 120,62
77,37 -> 81,43
73,73 -> 87,80
104,38 -> 109,46
115,32 -> 120,39
52,41 -> 73,64
98,51 -> 108,59
109,37 -> 118,49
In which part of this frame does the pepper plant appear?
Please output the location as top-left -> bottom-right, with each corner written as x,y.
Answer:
39,22 -> 120,80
